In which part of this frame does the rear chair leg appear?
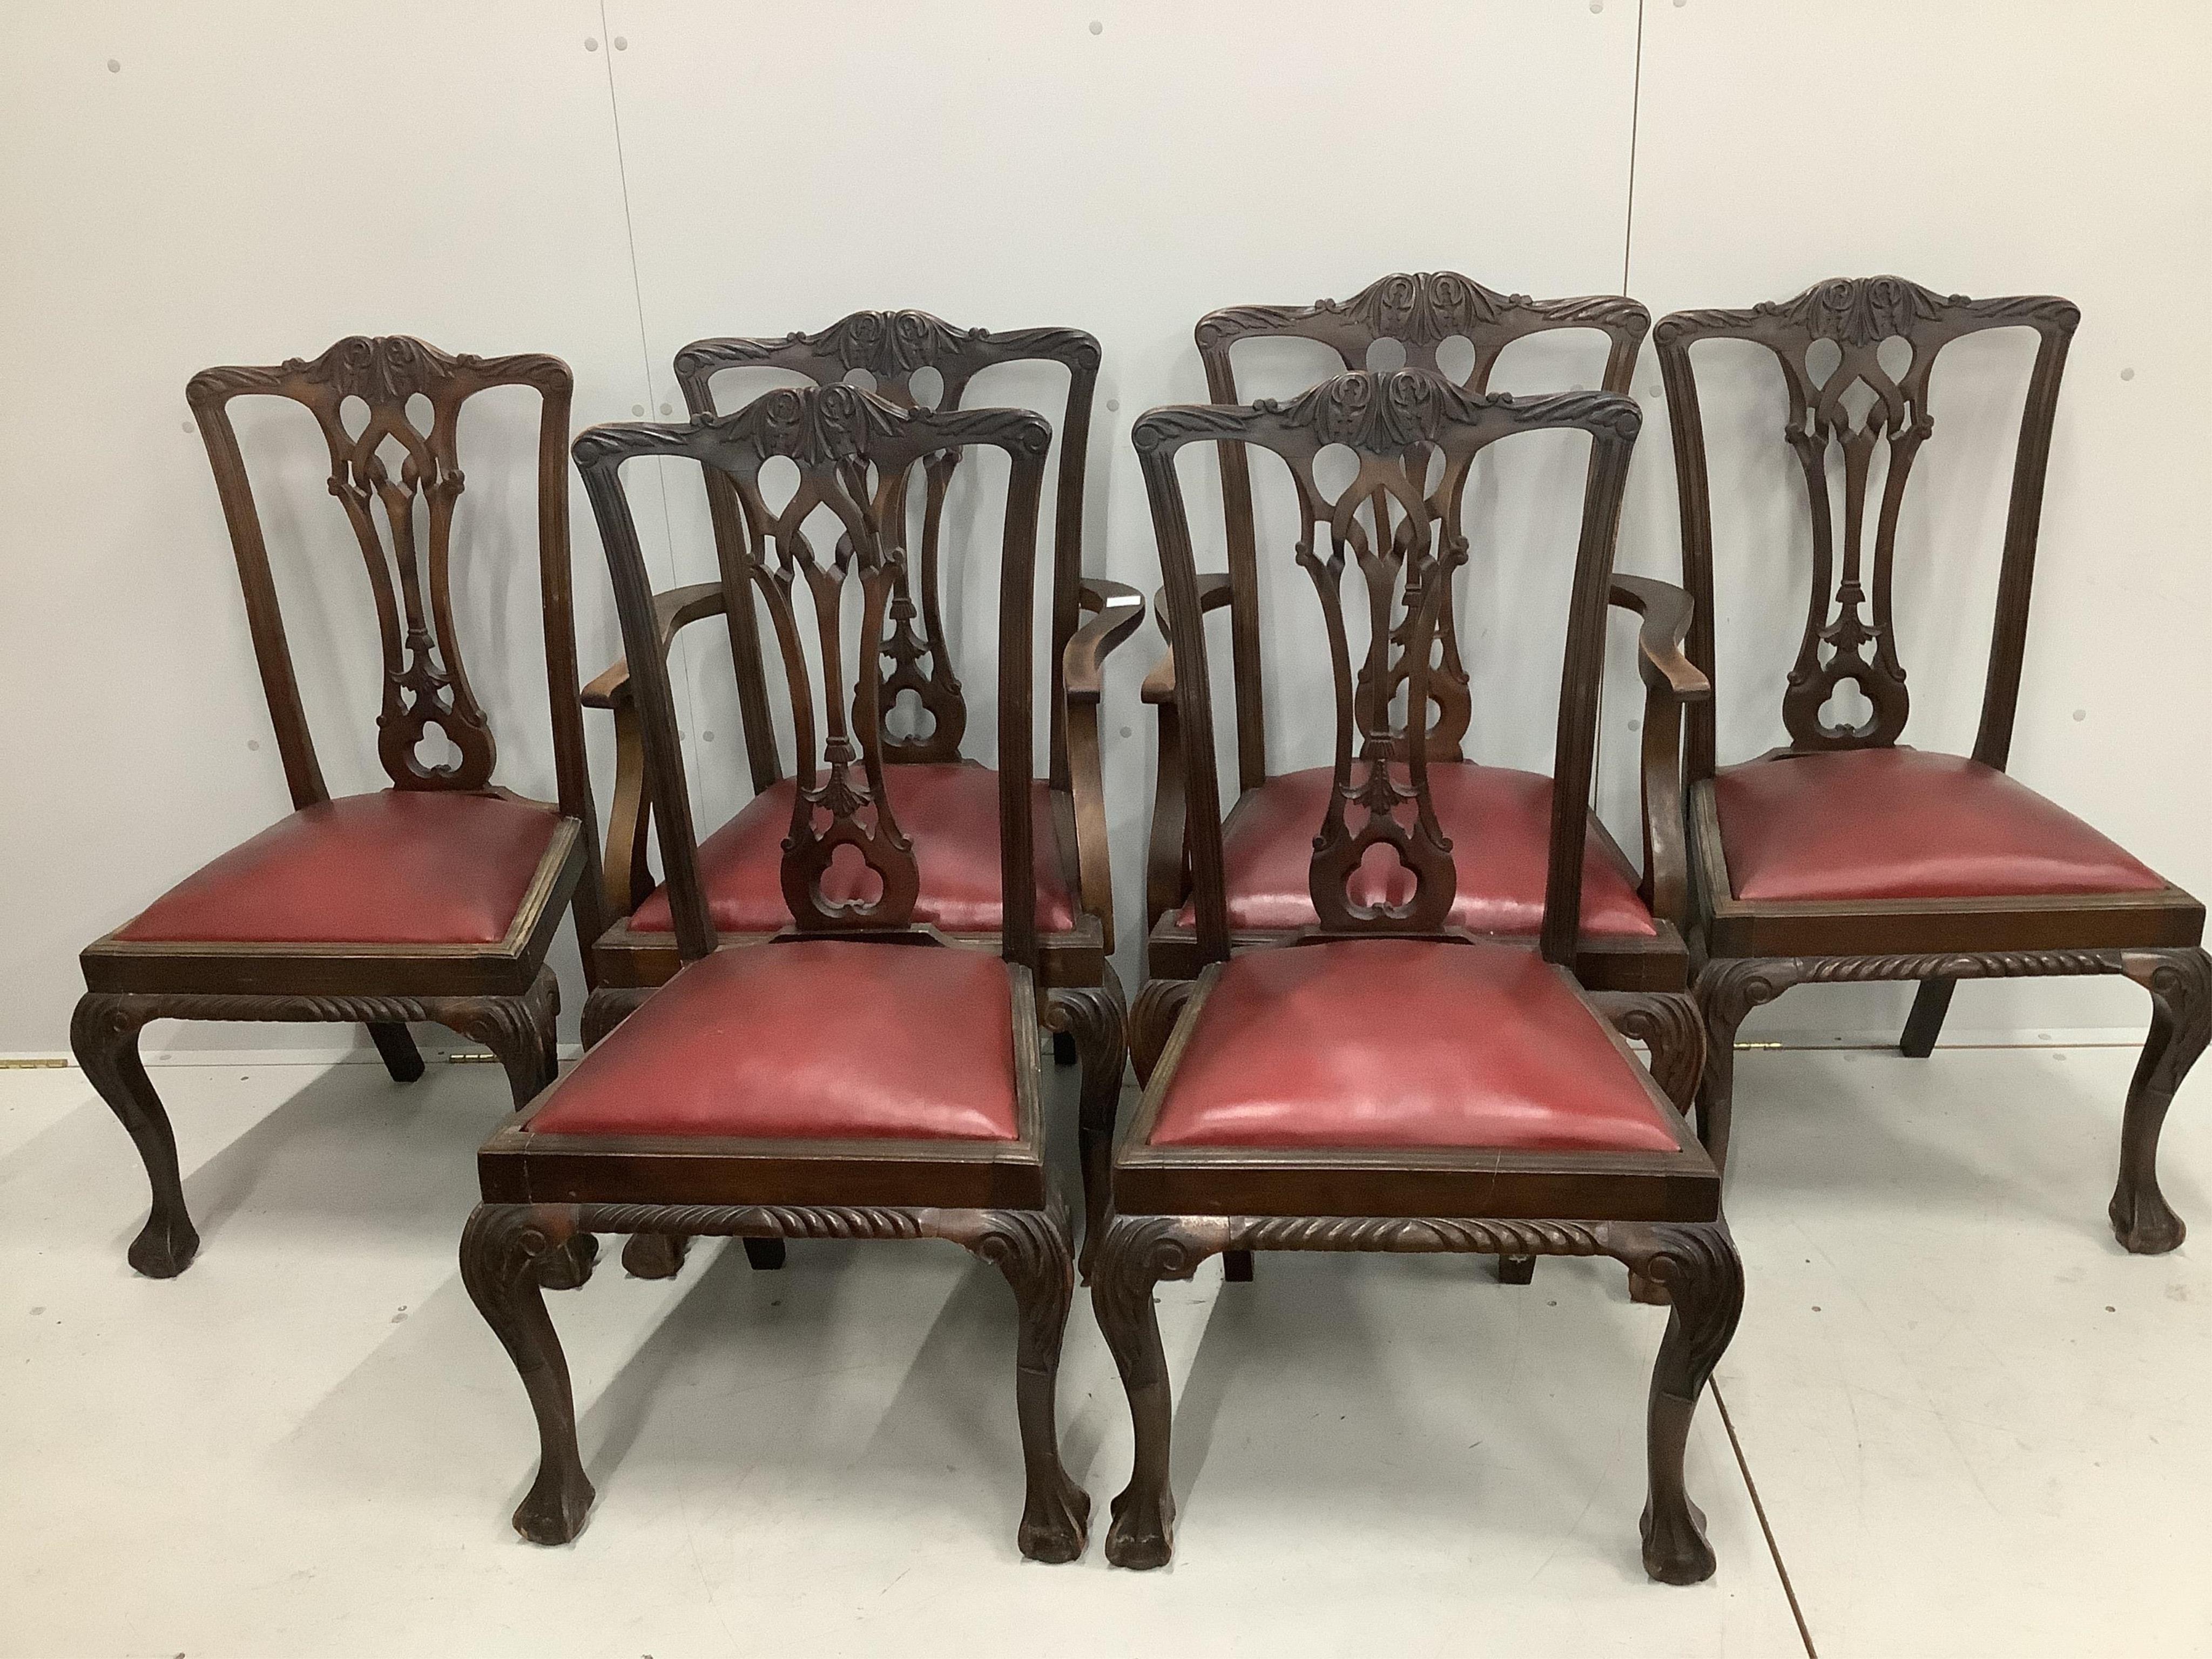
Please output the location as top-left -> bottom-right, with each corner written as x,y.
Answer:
1628,1222 -> 1743,1585
1899,976 -> 1955,1058
366,1021 -> 426,1082
2111,948 -> 2211,1254
967,1211 -> 1089,1562
622,1233 -> 687,1278
461,1204 -> 596,1544
1495,1255 -> 1534,1285
72,994 -> 200,1278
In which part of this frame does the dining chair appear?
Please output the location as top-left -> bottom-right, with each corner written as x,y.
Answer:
461,381 -> 1115,1559
578,311 -> 1141,1277
1656,275 -> 2207,1251
1094,367 -> 1738,1581
75,335 -> 602,1278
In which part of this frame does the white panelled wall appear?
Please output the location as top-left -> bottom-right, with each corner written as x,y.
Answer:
2,1 -> 2203,1055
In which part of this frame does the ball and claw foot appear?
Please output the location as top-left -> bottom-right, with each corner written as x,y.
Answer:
534,1232 -> 599,1291
622,1232 -> 687,1279
512,1464 -> 597,1546
2110,1188 -> 2184,1256
127,1210 -> 200,1279
1017,1473 -> 1092,1563
1641,1492 -> 1716,1584
1104,1485 -> 1176,1570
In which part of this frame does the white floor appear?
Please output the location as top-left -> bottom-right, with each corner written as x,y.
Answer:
3,1042 -> 2208,1658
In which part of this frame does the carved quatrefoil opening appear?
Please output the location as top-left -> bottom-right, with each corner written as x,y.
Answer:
841,366 -> 879,395
1816,676 -> 1878,740
412,719 -> 465,776
907,365 -> 945,410
822,840 -> 886,906
1805,336 -> 1843,388
1354,837 -> 1417,907
1876,334 -> 1914,381
339,394 -> 371,441
1434,333 -> 1477,385
883,687 -> 935,744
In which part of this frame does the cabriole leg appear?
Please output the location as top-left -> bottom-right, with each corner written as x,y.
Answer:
71,994 -> 199,1278
366,1021 -> 426,1082
1692,960 -> 1797,1177
967,1210 -> 1089,1562
2111,948 -> 2211,1254
1627,1222 -> 1743,1585
1049,980 -> 1128,1284
461,1204 -> 596,1545
1094,1215 -> 1208,1568
1899,976 -> 1956,1058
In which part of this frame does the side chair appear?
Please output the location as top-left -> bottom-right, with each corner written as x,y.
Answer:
461,382 -> 1118,1559
579,311 -> 1141,1279
1095,368 -> 1739,1582
75,336 -> 602,1278
1657,276 -> 2208,1251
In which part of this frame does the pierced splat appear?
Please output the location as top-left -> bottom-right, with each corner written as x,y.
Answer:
673,311 -> 1100,778
1654,276 -> 2081,766
737,387 -> 923,930
184,337 -> 593,822
1194,272 -> 1651,790
570,383 -> 1056,962
1131,369 -> 1644,965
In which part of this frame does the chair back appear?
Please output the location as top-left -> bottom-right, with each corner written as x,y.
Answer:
673,312 -> 1100,788
186,336 -> 596,852
574,383 -> 1053,968
1653,275 -> 2079,779
1134,368 -> 1641,968
1194,272 -> 1650,787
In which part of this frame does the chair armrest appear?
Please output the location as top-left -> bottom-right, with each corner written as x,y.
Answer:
1140,572 -> 1235,705
1608,576 -> 1705,928
1609,575 -> 1710,701
1058,579 -> 1144,950
579,581 -> 731,711
1063,577 -> 1145,704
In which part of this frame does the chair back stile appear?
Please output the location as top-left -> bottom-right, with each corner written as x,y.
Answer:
1193,272 -> 1651,791
573,384 -> 1052,973
673,313 -> 1101,793
1134,369 -> 1641,969
186,338 -> 600,834
1652,275 -> 2080,783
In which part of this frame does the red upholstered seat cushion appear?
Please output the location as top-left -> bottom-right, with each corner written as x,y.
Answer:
114,791 -> 561,946
630,763 -> 1078,935
1714,747 -> 2167,904
1175,762 -> 1656,938
1151,938 -> 1679,1152
527,941 -> 1019,1141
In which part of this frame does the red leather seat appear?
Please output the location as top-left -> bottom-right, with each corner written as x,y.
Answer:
529,941 -> 1019,1141
1151,938 -> 1680,1152
114,791 -> 562,946
630,763 -> 1077,935
1714,747 -> 2167,905
1175,762 -> 1656,938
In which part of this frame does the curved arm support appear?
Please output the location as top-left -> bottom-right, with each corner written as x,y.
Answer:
579,581 -> 730,921
1141,574 -> 1235,930
1609,576 -> 1710,929
1061,578 -> 1145,948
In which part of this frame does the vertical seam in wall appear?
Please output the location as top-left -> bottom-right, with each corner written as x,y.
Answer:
596,0 -> 705,802
1622,0 -> 1645,296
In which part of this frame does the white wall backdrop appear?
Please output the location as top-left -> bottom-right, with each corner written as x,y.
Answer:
2,0 -> 2203,1056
